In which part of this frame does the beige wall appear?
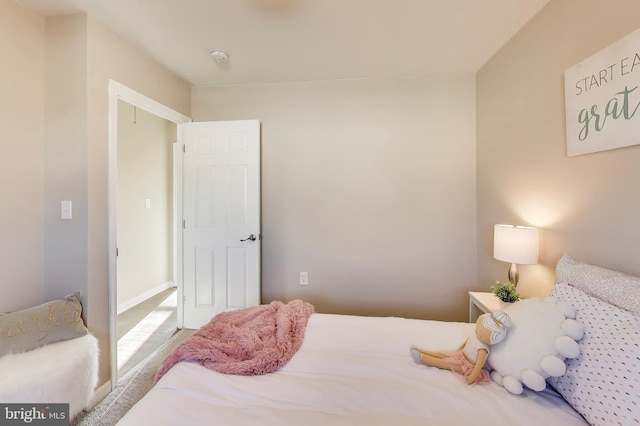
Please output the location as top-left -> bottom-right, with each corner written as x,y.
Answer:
0,0 -> 45,312
193,75 -> 477,321
117,100 -> 175,307
39,13 -> 191,384
44,14 -> 89,304
477,0 -> 640,298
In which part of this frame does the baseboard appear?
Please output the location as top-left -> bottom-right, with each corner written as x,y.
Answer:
89,381 -> 111,409
118,281 -> 175,314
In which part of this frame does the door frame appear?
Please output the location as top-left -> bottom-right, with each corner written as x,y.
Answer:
107,80 -> 191,389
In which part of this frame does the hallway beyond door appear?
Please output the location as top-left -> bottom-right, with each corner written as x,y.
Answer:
117,288 -> 177,379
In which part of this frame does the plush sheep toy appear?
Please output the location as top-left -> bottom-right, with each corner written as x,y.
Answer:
410,311 -> 512,385
487,296 -> 584,394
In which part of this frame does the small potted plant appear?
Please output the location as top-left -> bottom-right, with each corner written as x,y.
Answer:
491,280 -> 520,303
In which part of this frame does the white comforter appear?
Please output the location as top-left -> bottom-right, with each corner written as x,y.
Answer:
117,314 -> 587,425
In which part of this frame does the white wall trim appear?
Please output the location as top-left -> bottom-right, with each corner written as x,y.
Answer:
108,79 -> 191,392
117,281 -> 175,314
172,137 -> 184,330
109,81 -> 191,124
89,381 -> 111,410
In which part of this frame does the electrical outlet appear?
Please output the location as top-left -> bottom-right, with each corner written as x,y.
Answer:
299,272 -> 309,286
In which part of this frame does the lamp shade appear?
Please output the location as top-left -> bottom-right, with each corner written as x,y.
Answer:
493,224 -> 539,265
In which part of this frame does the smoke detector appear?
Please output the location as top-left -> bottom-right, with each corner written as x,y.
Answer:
210,49 -> 229,63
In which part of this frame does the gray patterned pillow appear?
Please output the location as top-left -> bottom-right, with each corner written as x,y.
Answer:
556,253 -> 640,315
0,292 -> 88,357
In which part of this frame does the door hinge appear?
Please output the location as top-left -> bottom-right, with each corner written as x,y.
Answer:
183,219 -> 186,229
183,144 -> 186,153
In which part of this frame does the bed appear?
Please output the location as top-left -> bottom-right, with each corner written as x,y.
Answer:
117,254 -> 639,426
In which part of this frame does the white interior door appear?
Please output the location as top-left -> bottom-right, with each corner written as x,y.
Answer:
182,120 -> 261,328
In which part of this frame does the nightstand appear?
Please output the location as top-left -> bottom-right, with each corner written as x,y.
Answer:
468,291 -> 512,322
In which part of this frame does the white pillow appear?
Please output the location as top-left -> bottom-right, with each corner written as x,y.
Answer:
487,296 -> 584,395
547,283 -> 640,426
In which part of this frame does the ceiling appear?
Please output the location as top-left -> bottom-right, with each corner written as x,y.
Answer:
16,0 -> 550,87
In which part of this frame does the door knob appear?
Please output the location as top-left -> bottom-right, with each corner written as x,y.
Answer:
240,234 -> 257,242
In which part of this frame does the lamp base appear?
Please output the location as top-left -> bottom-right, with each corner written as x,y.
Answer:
508,263 -> 519,286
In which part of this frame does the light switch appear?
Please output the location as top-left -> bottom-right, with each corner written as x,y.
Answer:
145,198 -> 151,209
61,200 -> 72,220
299,272 -> 309,286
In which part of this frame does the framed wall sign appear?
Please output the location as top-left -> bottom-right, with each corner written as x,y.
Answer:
564,27 -> 640,156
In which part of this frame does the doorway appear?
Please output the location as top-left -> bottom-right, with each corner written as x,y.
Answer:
107,82 -> 262,389
108,80 -> 191,389
115,100 -> 177,378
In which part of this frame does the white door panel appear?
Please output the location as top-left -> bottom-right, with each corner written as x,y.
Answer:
183,120 -> 260,329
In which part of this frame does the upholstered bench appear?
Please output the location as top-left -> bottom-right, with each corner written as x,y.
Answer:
0,293 -> 99,419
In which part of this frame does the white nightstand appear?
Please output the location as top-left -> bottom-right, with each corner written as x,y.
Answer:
468,292 -> 512,322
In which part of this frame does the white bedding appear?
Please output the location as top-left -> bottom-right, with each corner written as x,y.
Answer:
117,314 -> 587,425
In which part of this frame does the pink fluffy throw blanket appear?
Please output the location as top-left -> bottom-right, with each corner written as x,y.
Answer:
156,300 -> 314,380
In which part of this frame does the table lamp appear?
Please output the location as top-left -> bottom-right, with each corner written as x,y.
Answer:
493,224 -> 539,286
